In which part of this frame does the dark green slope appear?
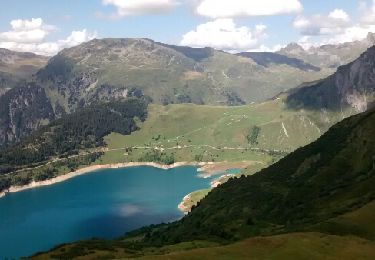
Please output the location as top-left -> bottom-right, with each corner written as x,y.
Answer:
33,107 -> 375,259
133,108 -> 375,244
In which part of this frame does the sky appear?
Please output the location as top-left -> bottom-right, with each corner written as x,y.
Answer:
1,0 -> 375,56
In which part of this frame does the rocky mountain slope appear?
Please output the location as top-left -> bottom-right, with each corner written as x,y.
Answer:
286,45 -> 375,113
0,83 -> 55,145
279,32 -> 375,69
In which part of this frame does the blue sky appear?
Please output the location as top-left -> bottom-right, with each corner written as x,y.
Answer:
0,0 -> 374,55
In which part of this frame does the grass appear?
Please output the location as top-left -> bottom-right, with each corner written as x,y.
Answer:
99,99 -> 337,166
139,232 -> 375,260
33,232 -> 375,259
312,201 -> 375,240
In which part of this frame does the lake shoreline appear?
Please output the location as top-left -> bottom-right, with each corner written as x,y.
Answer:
0,161 -> 216,199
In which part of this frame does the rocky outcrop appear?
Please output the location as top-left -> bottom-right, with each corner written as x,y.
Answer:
286,45 -> 375,112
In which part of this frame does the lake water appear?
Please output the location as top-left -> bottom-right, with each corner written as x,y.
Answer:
0,166 -> 212,258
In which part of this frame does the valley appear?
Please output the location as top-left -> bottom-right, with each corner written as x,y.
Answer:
0,25 -> 374,258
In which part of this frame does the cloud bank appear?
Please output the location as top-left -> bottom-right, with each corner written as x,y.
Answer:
195,0 -> 302,18
102,0 -> 178,17
0,18 -> 96,56
294,1 -> 375,48
180,18 -> 267,52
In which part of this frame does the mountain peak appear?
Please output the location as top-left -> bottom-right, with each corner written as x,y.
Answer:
366,32 -> 375,44
282,43 -> 305,52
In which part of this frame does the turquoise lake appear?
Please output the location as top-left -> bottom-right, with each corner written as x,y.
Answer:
0,166 -> 212,258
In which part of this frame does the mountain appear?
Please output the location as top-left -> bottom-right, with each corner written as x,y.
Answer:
0,39 -> 332,147
278,32 -> 375,69
0,36 -> 373,148
34,106 -> 375,259
0,48 -> 48,96
286,45 -> 375,113
237,52 -> 320,72
36,38 -> 329,111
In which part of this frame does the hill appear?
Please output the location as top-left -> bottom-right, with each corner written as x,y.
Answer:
134,108 -> 375,244
0,48 -> 48,96
33,107 -> 375,259
99,99 -> 338,165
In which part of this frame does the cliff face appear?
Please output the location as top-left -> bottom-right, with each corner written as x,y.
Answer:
0,84 -> 54,145
287,45 -> 375,113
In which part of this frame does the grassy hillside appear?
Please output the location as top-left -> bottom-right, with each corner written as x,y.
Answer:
138,109 -> 375,244
34,109 -> 375,259
98,98 -> 344,166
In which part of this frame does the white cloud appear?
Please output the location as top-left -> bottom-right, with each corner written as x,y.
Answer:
293,9 -> 351,36
180,18 -> 267,52
247,44 -> 284,53
0,18 -> 96,56
0,18 -> 56,44
294,2 -> 375,48
195,0 -> 302,18
102,0 -> 178,17
322,25 -> 375,45
328,9 -> 350,21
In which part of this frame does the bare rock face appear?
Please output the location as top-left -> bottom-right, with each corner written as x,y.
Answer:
0,84 -> 54,145
286,45 -> 375,113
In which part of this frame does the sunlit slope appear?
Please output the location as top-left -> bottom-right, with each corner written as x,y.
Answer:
101,98 -> 343,164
